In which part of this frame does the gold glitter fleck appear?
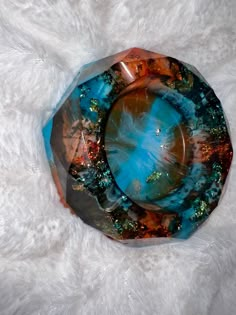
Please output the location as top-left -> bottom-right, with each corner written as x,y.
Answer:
90,99 -> 99,112
146,171 -> 162,183
72,184 -> 85,191
192,200 -> 208,221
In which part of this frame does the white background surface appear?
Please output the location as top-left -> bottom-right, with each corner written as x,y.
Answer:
0,1 -> 236,314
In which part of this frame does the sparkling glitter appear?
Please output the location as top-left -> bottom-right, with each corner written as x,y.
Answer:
190,199 -> 209,222
156,128 -> 161,136
122,195 -> 128,201
90,98 -> 99,112
72,184 -> 85,191
146,171 -> 162,183
79,85 -> 90,98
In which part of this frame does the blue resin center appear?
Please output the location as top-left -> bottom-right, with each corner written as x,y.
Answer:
105,89 -> 188,208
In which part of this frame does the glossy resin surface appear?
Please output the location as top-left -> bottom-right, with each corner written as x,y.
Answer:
43,48 -> 233,243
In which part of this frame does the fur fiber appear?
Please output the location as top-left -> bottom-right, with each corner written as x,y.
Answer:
0,1 -> 236,314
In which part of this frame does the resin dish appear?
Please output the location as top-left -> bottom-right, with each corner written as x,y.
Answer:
43,48 -> 233,243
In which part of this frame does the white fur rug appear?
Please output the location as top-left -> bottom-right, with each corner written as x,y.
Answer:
0,1 -> 236,314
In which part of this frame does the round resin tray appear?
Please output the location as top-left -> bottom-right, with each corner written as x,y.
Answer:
43,48 -> 233,243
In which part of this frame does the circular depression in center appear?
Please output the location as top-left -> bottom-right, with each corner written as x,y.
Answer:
104,87 -> 189,210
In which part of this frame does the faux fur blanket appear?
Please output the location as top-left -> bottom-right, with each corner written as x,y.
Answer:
0,1 -> 235,314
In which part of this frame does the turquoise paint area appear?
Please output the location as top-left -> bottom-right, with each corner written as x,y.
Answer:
42,74 -> 113,167
157,163 -> 207,211
162,90 -> 196,120
176,215 -> 195,239
77,75 -> 113,122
